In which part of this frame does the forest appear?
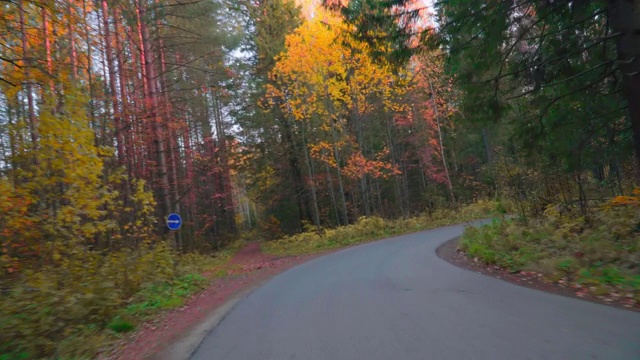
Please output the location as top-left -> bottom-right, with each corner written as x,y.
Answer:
0,0 -> 638,358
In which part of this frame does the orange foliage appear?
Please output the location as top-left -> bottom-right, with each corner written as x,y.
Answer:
609,189 -> 640,207
343,150 -> 401,179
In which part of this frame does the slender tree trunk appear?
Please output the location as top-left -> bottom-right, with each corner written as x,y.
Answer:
360,175 -> 370,216
135,5 -> 148,93
608,0 -> 640,183
42,8 -> 55,92
301,125 -> 321,230
67,3 -> 78,79
212,90 -> 237,235
96,8 -> 110,147
385,117 -> 406,216
324,159 -> 341,226
427,78 -> 455,204
114,10 -> 135,180
330,120 -> 349,225
136,2 -> 153,181
401,161 -> 410,212
101,0 -> 125,163
5,103 -> 18,184
181,125 -> 195,250
138,0 -> 172,239
178,56 -> 197,242
375,178 -> 384,217
126,20 -> 145,178
279,114 -> 309,229
18,0 -> 38,149
82,0 -> 98,144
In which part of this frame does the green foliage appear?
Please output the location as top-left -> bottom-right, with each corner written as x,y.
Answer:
124,274 -> 207,317
253,0 -> 302,75
460,191 -> 640,298
263,200 -> 502,256
107,317 -> 135,333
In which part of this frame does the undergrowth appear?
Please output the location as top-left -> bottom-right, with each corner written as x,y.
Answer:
460,190 -> 640,302
0,242 -> 239,360
0,200 -> 503,359
262,200 -> 504,256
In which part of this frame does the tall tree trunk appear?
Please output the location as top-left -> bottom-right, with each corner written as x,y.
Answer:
301,125 -> 321,230
138,0 -> 172,239
182,122 -> 197,249
96,7 -> 111,148
330,120 -> 349,225
101,0 -> 125,163
212,90 -> 237,235
324,159 -> 341,226
114,10 -> 135,180
125,20 -> 146,178
42,8 -> 54,92
279,115 -> 309,230
82,0 -> 98,144
19,0 -> 38,149
608,0 -> 640,183
386,117 -> 406,216
427,78 -> 455,204
375,177 -> 384,217
67,3 -> 78,79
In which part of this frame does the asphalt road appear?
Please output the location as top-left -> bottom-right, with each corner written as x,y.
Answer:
191,224 -> 640,360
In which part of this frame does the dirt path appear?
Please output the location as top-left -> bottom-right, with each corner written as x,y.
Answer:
99,243 -> 325,360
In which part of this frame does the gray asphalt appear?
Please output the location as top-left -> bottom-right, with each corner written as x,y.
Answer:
191,224 -> 640,360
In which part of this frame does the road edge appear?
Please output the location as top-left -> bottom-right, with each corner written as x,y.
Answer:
149,285 -> 254,360
149,220 -> 495,359
435,236 -> 640,312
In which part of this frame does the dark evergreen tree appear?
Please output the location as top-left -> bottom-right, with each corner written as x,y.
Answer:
335,0 -> 640,184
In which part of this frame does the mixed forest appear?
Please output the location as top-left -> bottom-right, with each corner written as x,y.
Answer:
1,0 -> 639,358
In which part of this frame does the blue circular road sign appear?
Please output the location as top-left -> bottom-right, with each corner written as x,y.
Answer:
166,213 -> 182,231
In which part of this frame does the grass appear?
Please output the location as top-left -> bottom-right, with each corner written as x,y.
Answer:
122,273 -> 208,319
262,200 -> 505,257
0,242 -> 244,360
459,199 -> 640,301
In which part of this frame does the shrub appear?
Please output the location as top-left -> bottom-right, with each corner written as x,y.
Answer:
460,189 -> 640,296
0,242 -> 222,359
263,200 -> 503,256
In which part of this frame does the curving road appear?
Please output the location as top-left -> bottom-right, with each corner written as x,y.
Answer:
191,224 -> 640,360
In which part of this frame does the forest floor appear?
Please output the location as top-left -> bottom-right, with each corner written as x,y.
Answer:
437,237 -> 640,312
99,243 -> 332,360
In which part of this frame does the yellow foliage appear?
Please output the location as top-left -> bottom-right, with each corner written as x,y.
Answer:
263,200 -> 502,256
0,241 -> 224,358
267,9 -> 410,177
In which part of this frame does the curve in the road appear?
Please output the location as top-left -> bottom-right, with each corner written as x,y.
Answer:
190,224 -> 640,360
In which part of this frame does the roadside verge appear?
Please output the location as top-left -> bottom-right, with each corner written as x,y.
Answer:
436,236 -> 640,312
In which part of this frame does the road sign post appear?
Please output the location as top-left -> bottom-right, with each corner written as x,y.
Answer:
166,213 -> 182,231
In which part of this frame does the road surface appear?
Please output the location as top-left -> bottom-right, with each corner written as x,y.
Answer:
191,224 -> 640,360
